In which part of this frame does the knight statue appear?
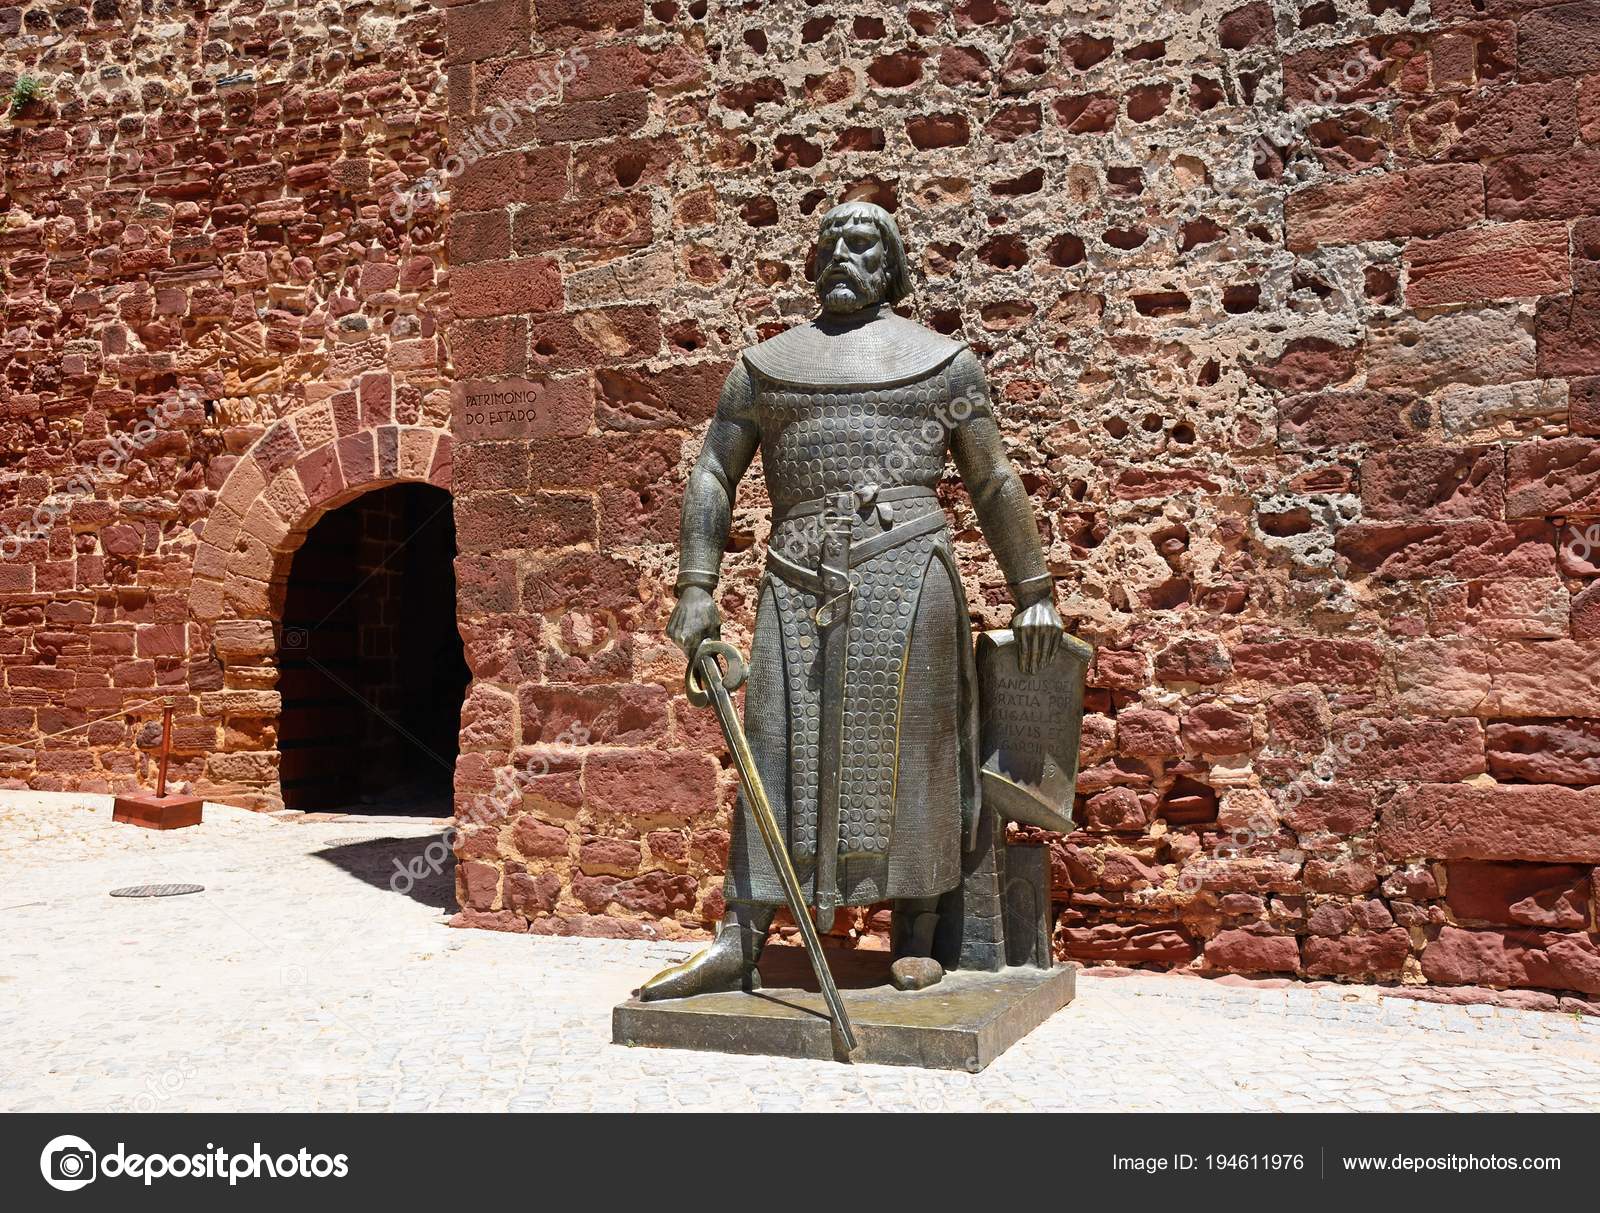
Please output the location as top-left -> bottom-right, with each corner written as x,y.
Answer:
640,200 -> 1065,1000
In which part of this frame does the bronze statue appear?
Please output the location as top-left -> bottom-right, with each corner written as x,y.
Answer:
641,201 -> 1065,1001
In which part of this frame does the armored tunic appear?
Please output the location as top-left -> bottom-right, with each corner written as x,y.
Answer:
687,311 -> 1021,914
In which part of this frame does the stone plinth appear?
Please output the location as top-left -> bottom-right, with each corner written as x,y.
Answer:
112,792 -> 204,831
613,945 -> 1076,1072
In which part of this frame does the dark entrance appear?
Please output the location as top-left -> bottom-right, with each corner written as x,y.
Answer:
277,483 -> 469,815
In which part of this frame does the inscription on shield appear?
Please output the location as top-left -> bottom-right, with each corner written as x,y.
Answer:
976,629 -> 1093,833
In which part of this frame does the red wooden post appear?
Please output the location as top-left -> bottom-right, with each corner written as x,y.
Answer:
112,697 -> 203,831
154,703 -> 174,799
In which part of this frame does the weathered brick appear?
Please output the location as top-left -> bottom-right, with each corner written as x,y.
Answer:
1280,785 -> 1376,837
448,318 -> 528,379
453,147 -> 570,211
1403,82 -> 1578,163
448,210 -> 512,265
511,194 -> 653,254
582,750 -> 720,832
1231,637 -> 1383,687
445,0 -> 531,66
1422,925 -> 1600,994
1181,703 -> 1253,753
294,443 -> 343,506
1381,783 -> 1600,863
1331,716 -> 1486,782
1367,309 -> 1536,393
1153,636 -> 1232,685
1303,930 -> 1411,979
1115,707 -> 1181,758
1336,520 -> 1555,580
1285,166 -> 1485,251
1519,1 -> 1600,82
594,360 -> 731,430
565,42 -> 652,99
536,93 -> 649,143
450,258 -> 562,320
1488,720 -> 1600,784
1536,293 -> 1600,376
1282,37 -> 1398,107
1205,929 -> 1300,975
1278,389 -> 1428,450
455,491 -> 595,553
1506,438 -> 1600,516
534,0 -> 643,35
1059,923 -> 1196,966
1218,2 -> 1275,52
1485,150 -> 1600,220
1359,445 -> 1505,520
525,306 -> 660,368
1445,861 -> 1591,929
1403,221 -> 1570,306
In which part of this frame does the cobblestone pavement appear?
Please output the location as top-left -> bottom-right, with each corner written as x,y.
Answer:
4,792 -> 1600,1113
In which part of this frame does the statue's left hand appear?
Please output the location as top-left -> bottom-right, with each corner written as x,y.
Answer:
1010,598 -> 1065,675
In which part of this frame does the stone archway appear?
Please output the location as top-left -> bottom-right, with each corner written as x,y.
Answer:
188,413 -> 454,810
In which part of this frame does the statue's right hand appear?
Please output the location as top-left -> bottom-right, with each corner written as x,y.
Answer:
667,587 -> 721,657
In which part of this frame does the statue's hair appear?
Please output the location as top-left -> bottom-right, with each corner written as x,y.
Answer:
814,201 -> 912,305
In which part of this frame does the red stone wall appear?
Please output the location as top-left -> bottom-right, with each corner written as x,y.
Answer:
443,0 -> 1600,1006
0,0 -> 453,807
4,0 -> 1599,1004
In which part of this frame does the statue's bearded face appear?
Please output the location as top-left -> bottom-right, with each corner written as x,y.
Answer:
815,216 -> 889,314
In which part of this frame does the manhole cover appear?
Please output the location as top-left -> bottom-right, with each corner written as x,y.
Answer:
109,883 -> 204,898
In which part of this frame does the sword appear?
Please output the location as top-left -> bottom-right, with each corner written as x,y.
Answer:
686,639 -> 859,1055
811,494 -> 854,933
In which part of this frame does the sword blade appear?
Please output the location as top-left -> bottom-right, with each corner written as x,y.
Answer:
812,502 -> 853,932
696,651 -> 859,1055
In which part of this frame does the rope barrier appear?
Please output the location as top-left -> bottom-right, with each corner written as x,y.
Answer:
0,695 -> 178,759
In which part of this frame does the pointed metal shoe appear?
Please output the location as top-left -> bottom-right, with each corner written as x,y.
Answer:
636,907 -> 771,1001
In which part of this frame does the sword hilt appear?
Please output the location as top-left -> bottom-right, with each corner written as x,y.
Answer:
812,578 -> 855,629
685,639 -> 747,707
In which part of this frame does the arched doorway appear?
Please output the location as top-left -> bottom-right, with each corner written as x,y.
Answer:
276,482 -> 469,815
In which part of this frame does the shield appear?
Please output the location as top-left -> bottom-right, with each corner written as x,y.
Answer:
975,629 -> 1094,833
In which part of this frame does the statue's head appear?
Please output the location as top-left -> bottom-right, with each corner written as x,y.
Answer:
813,201 -> 911,315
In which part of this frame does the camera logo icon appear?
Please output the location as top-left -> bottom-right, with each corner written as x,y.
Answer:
41,1135 -> 96,1191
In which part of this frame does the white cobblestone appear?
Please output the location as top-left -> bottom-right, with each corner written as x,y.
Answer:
3,791 -> 1599,1113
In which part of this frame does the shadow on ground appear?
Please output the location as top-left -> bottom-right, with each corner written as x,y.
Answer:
311,835 -> 457,912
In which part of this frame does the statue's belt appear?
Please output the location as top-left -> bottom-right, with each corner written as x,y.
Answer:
770,484 -> 939,528
761,485 -> 945,928
766,486 -> 945,606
